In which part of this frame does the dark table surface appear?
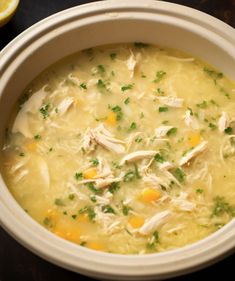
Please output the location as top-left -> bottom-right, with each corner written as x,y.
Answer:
0,1 -> 235,280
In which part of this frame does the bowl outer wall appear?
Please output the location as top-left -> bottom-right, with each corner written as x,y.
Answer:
0,0 -> 235,280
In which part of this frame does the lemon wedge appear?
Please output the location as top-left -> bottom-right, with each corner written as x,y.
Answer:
0,0 -> 19,27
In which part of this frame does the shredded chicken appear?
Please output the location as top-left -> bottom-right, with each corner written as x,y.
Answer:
172,192 -> 196,211
218,111 -> 229,132
91,124 -> 125,154
184,110 -> 199,129
157,96 -> 184,108
155,126 -> 174,138
138,210 -> 172,235
120,150 -> 157,165
158,161 -> 174,171
179,141 -> 208,166
57,97 -> 74,115
12,87 -> 47,138
126,50 -> 141,78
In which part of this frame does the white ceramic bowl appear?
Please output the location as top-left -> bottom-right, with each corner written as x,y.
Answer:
0,1 -> 235,280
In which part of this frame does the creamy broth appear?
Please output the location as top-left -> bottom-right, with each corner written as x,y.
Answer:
2,43 -> 235,254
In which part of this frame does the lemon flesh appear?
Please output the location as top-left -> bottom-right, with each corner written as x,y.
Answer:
0,0 -> 19,27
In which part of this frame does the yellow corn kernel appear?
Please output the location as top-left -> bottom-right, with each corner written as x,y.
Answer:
83,168 -> 98,179
77,213 -> 89,223
25,141 -> 38,152
141,188 -> 161,203
87,242 -> 104,251
106,111 -> 117,126
128,216 -> 145,229
188,132 -> 201,147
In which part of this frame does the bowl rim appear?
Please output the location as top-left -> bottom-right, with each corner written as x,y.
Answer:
0,0 -> 235,279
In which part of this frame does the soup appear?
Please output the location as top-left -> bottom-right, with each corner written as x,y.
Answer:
2,43 -> 235,254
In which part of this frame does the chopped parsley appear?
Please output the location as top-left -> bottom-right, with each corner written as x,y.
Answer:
224,127 -> 233,135
80,83 -> 87,90
97,64 -> 106,76
90,158 -> 99,166
203,67 -> 223,84
19,152 -> 25,157
43,217 -> 52,227
146,231 -> 159,250
134,163 -> 141,179
111,105 -> 123,121
196,188 -> 204,194
172,168 -> 185,183
166,127 -> 177,136
110,53 -> 117,60
121,84 -> 133,92
159,106 -> 168,113
122,205 -> 131,216
124,97 -> 130,105
102,205 -> 116,214
79,206 -> 96,222
68,194 -> 75,200
74,172 -> 83,180
85,182 -> 102,195
71,214 -> 77,220
212,196 -> 235,217
90,195 -> 97,203
154,153 -> 165,163
54,198 -> 65,206
154,70 -> 166,83
97,79 -> 108,93
196,100 -> 208,109
39,103 -> 50,119
208,123 -> 217,130
187,107 -> 193,116
108,182 -> 120,194
135,137 -> 143,143
129,122 -> 137,130
34,134 -> 41,140
123,170 -> 136,182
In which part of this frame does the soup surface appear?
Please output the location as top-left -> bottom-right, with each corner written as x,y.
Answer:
2,43 -> 235,254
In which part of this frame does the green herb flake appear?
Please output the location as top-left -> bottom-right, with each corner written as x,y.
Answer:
124,97 -> 130,105
79,206 -> 96,222
39,103 -> 50,119
212,196 -> 235,217
90,195 -> 97,203
43,217 -> 52,227
86,182 -> 102,195
19,152 -> 25,157
146,231 -> 159,250
102,205 -> 116,214
110,53 -> 117,60
80,83 -> 87,90
122,205 -> 131,216
154,71 -> 166,83
34,134 -> 41,140
71,214 -> 77,220
68,194 -> 75,200
90,158 -> 99,167
134,163 -> 142,179
111,105 -> 123,121
123,170 -> 135,182
224,127 -> 233,135
196,188 -> 204,194
108,182 -> 120,194
203,67 -> 223,84
187,107 -> 193,116
97,79 -> 108,93
159,106 -> 168,113
74,172 -> 83,180
54,198 -> 65,206
129,122 -> 137,130
121,84 -> 133,92
140,112 -> 145,119
172,168 -> 185,183
196,101 -> 208,109
166,127 -> 177,136
97,64 -> 106,76
208,123 -> 217,130
154,153 -> 165,163
135,137 -> 143,143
